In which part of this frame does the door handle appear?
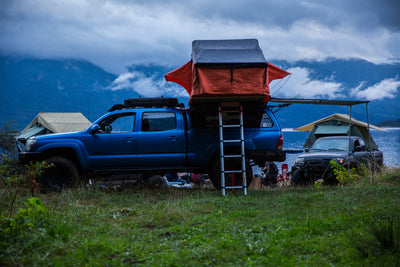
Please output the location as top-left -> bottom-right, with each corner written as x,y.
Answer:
169,136 -> 177,142
124,137 -> 135,143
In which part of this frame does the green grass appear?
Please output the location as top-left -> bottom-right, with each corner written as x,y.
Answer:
1,174 -> 400,266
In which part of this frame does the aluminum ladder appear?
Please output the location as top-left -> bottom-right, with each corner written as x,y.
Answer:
218,102 -> 247,196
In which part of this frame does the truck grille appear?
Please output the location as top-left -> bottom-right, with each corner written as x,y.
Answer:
306,158 -> 331,166
304,158 -> 333,178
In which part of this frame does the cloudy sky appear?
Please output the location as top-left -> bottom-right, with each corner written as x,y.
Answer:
1,0 -> 400,99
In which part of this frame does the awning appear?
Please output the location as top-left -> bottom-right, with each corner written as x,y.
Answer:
294,113 -> 388,132
270,97 -> 369,106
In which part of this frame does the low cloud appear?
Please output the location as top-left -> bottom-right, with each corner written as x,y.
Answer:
350,78 -> 400,100
272,67 -> 344,99
1,1 -> 399,74
109,71 -> 188,98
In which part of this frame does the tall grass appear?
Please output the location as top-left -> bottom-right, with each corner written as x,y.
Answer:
1,166 -> 400,266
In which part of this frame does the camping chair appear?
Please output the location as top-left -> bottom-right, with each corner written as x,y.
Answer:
277,164 -> 290,187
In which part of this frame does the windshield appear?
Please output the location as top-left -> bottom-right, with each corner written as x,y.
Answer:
311,138 -> 349,152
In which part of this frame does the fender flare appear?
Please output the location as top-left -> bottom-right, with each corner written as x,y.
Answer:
37,140 -> 89,169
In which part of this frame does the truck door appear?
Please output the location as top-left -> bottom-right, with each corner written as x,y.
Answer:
85,113 -> 137,168
136,111 -> 185,167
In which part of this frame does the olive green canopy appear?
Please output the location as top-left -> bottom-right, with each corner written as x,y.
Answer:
294,113 -> 387,149
18,112 -> 91,140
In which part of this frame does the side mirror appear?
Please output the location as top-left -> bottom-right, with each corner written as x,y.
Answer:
305,148 -> 310,153
89,124 -> 100,134
354,145 -> 364,152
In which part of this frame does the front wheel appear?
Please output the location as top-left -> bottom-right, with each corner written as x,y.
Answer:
209,157 -> 253,190
291,168 -> 306,186
39,156 -> 79,192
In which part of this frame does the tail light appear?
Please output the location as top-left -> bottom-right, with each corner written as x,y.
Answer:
277,133 -> 283,150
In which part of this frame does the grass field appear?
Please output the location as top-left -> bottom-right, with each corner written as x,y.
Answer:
1,168 -> 400,266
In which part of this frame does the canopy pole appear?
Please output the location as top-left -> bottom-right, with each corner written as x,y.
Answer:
348,105 -> 352,180
366,102 -> 374,184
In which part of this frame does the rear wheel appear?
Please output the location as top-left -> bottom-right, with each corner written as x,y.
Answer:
210,157 -> 253,190
146,174 -> 167,188
39,156 -> 79,192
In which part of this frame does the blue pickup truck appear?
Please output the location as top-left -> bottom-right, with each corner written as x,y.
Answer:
19,98 -> 285,191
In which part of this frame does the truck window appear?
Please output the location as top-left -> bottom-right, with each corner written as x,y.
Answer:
142,112 -> 176,132
99,113 -> 135,133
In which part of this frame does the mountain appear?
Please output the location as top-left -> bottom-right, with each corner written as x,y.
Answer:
0,57 -> 140,130
0,56 -> 399,130
375,118 -> 400,127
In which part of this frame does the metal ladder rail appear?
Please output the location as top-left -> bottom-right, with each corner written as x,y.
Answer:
218,104 -> 247,196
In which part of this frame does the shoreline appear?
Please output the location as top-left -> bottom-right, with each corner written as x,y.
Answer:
283,127 -> 400,132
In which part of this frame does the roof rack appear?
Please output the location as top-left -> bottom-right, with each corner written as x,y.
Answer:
108,97 -> 184,112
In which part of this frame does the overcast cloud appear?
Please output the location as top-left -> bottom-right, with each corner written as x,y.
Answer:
109,70 -> 187,97
1,0 -> 399,100
350,78 -> 400,101
271,67 -> 344,99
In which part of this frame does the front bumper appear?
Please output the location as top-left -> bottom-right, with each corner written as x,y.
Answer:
248,149 -> 286,165
297,158 -> 335,179
18,152 -> 42,164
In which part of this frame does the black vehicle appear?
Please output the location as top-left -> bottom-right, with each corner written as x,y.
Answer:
291,136 -> 383,185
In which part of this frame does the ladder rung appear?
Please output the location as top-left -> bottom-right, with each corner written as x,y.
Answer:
223,155 -> 242,158
222,140 -> 242,143
223,170 -> 244,173
220,106 -> 240,109
222,124 -> 241,128
226,186 -> 246,189
220,110 -> 240,113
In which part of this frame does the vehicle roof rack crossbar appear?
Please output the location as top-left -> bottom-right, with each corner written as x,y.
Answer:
108,97 -> 184,112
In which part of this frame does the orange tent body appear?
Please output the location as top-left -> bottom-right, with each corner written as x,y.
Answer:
164,39 -> 290,104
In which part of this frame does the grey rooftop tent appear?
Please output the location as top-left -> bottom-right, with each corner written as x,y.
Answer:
165,39 -> 290,103
17,112 -> 91,143
294,113 -> 387,150
191,39 -> 267,66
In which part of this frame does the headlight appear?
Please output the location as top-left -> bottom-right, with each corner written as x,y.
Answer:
25,137 -> 37,151
295,157 -> 305,165
332,157 -> 345,164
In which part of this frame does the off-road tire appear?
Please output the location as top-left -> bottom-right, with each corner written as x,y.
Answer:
291,168 -> 305,186
146,175 -> 167,188
39,156 -> 79,192
322,167 -> 337,185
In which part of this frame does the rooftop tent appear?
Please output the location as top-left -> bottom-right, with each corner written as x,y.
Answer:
164,39 -> 290,103
18,112 -> 92,142
294,113 -> 387,150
